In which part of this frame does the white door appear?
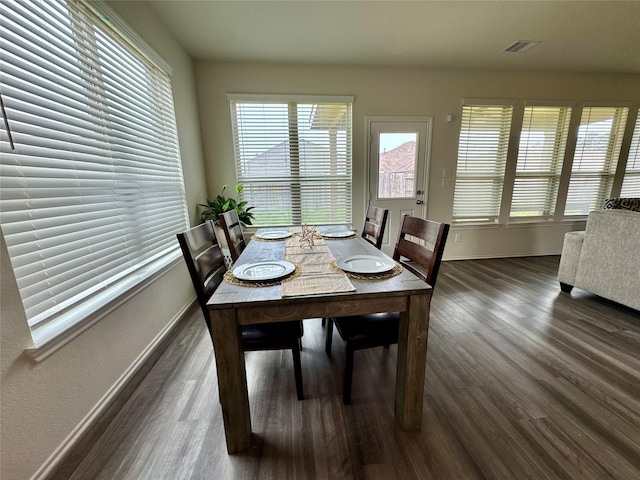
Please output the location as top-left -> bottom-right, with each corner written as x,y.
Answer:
367,117 -> 432,255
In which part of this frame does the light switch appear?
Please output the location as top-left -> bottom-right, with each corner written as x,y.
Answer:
442,169 -> 452,178
442,179 -> 452,188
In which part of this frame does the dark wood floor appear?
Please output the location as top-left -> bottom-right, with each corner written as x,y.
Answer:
55,256 -> 640,479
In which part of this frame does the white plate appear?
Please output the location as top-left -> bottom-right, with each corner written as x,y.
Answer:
233,260 -> 295,281
320,229 -> 355,238
255,230 -> 293,240
336,255 -> 395,274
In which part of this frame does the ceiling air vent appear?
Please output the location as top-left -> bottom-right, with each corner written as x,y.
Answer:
503,40 -> 542,53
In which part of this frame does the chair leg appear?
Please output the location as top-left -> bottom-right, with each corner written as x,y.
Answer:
325,318 -> 334,356
292,342 -> 304,400
343,343 -> 354,405
321,317 -> 326,327
299,321 -> 304,350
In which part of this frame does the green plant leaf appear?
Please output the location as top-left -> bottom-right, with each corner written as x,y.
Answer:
199,183 -> 256,226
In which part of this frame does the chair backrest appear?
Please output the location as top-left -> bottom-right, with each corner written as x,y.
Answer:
392,216 -> 450,289
218,209 -> 246,263
176,220 -> 226,329
362,205 -> 389,249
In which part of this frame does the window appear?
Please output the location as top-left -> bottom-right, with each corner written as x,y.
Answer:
453,103 -> 513,223
0,0 -> 187,348
453,101 -> 636,225
229,95 -> 353,227
621,110 -> 640,196
564,106 -> 629,216
510,106 -> 571,220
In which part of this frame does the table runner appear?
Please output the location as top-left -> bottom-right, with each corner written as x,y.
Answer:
282,228 -> 355,297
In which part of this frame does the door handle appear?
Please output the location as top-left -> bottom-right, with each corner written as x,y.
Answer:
416,200 -> 423,205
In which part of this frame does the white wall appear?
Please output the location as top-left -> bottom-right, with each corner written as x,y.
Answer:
0,2 -> 207,479
194,62 -> 639,259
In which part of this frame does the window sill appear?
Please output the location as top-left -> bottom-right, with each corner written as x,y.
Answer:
24,248 -> 183,362
453,219 -> 589,230
451,222 -> 501,230
561,218 -> 588,227
506,220 -> 556,228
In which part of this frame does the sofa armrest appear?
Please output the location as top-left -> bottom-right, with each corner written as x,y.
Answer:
558,231 -> 585,290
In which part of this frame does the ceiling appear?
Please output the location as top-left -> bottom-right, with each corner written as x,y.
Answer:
145,0 -> 640,74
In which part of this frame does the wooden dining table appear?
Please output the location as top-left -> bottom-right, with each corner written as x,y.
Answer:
207,230 -> 433,453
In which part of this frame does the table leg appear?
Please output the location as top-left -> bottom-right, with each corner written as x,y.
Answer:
209,307 -> 252,453
395,293 -> 431,429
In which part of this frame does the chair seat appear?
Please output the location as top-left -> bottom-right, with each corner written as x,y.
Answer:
334,312 -> 399,344
241,321 -> 303,344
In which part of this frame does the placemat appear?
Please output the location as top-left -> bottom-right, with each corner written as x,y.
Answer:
319,233 -> 358,240
330,260 -> 403,280
223,266 -> 299,288
250,232 -> 293,242
282,228 -> 355,297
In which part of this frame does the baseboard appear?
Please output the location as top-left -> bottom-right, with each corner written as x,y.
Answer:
443,251 -> 562,261
32,297 -> 197,480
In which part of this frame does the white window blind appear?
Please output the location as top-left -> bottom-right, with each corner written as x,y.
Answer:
510,106 -> 571,220
564,106 -> 629,215
453,103 -> 513,223
229,95 -> 353,227
0,0 -> 188,345
621,110 -> 640,197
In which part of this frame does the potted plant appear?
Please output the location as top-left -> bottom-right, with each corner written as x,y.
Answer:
199,184 -> 255,226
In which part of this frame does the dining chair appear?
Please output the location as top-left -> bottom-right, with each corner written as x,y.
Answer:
361,205 -> 389,249
218,209 -> 246,264
177,220 -> 304,400
325,215 -> 450,404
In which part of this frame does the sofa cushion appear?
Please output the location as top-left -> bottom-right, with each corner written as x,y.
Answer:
603,197 -> 640,212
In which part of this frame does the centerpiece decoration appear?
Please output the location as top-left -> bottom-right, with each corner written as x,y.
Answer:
297,224 -> 317,249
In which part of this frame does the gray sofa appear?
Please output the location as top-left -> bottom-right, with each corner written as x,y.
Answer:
558,207 -> 640,311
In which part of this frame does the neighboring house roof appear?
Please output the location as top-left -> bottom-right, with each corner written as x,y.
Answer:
245,139 -> 339,176
379,141 -> 415,173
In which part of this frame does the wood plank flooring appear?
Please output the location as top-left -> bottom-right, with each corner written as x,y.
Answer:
53,256 -> 640,479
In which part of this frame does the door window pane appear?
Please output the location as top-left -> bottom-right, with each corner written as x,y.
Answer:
378,133 -> 417,198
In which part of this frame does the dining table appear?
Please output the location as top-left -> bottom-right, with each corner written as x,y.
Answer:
207,227 -> 434,453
